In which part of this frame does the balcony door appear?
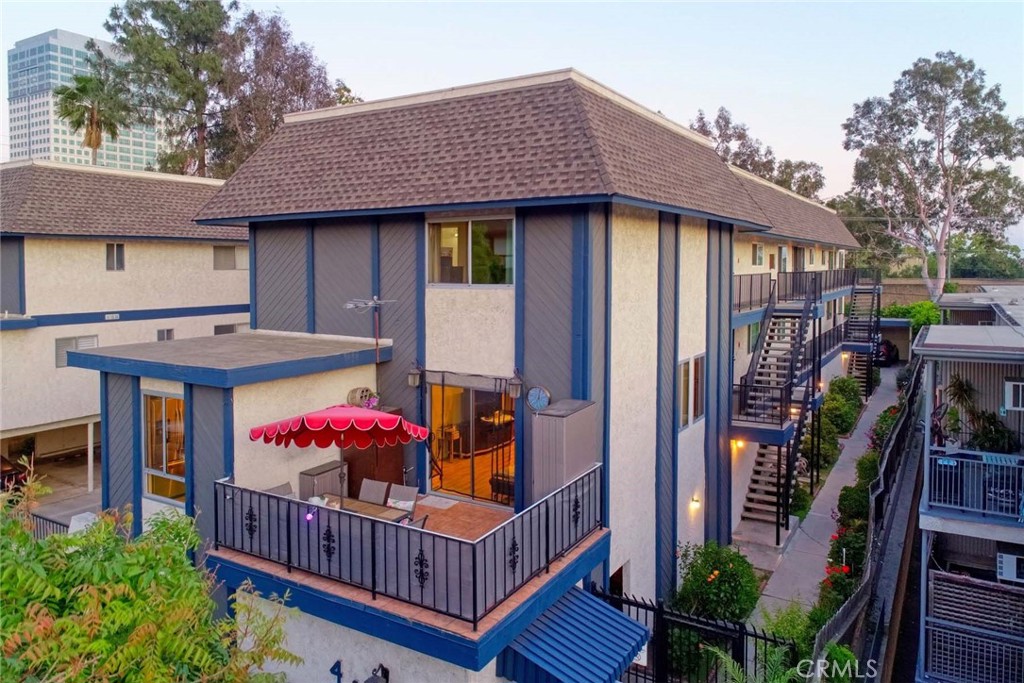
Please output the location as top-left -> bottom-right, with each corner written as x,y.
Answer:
429,382 -> 516,506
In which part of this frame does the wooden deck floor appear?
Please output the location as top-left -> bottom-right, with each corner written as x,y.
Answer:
431,448 -> 516,504
415,497 -> 512,540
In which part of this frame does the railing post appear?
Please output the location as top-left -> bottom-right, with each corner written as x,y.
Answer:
214,482 -> 220,550
653,599 -> 669,682
545,497 -> 552,574
286,498 -> 293,573
370,520 -> 378,600
472,541 -> 479,631
732,625 -> 748,677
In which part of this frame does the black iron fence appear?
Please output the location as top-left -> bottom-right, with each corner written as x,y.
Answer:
30,512 -> 69,540
592,587 -> 796,682
796,321 -> 847,377
819,268 -> 858,293
214,463 -> 603,629
732,382 -> 793,426
776,271 -> 821,303
733,273 -> 773,312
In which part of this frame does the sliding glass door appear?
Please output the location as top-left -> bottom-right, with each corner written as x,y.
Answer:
428,383 -> 516,506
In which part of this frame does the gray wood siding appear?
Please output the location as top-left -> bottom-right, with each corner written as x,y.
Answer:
190,385 -> 225,543
589,205 -> 608,467
378,217 -> 422,469
936,360 -> 1024,435
656,212 -> 678,597
704,221 -> 734,545
254,224 -> 308,332
0,236 -> 24,314
314,219 -> 374,337
105,373 -> 135,513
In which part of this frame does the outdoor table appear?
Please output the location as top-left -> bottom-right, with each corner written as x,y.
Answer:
322,494 -> 410,523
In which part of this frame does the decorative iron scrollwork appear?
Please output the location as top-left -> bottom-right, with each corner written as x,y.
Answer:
414,546 -> 430,588
321,525 -> 336,564
572,496 -> 581,528
508,536 -> 520,573
244,505 -> 258,542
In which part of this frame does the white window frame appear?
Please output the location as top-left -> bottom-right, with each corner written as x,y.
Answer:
55,335 -> 97,368
426,216 -> 515,287
752,243 -> 764,267
1006,379 -> 1024,412
142,391 -> 186,506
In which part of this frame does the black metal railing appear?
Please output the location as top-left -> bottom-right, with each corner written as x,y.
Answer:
732,382 -> 793,426
733,272 -> 773,312
796,321 -> 847,377
592,586 -> 796,683
820,268 -> 858,293
30,513 -> 69,540
856,268 -> 882,286
776,271 -> 821,302
214,463 -> 603,628
926,451 -> 1024,520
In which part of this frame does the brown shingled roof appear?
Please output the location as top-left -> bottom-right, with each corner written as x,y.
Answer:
195,70 -> 772,229
1,161 -> 247,241
731,168 -> 860,249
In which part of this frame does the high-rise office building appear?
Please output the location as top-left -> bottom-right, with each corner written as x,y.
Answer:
7,29 -> 161,171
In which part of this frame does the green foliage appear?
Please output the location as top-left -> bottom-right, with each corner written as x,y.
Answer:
943,281 -> 960,293
829,377 -> 863,410
824,642 -> 859,683
829,521 -> 868,579
837,484 -> 870,527
855,450 -> 880,487
791,485 -> 812,521
869,405 -> 901,451
53,69 -> 132,165
0,470 -> 300,681
896,364 -> 916,393
967,410 -> 1023,454
672,542 -> 760,622
872,367 -> 882,392
879,300 -> 940,333
822,392 -> 858,435
761,602 -> 814,661
703,644 -> 800,683
950,232 -> 1024,279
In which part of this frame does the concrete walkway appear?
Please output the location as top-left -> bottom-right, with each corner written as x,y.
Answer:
752,366 -> 901,623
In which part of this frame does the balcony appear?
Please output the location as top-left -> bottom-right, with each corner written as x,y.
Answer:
211,463 -> 604,630
733,272 -> 773,312
733,269 -> 858,314
926,449 -> 1024,522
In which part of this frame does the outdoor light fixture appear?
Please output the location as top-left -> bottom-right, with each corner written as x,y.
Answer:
508,372 -> 523,399
690,496 -> 701,510
407,365 -> 422,388
305,507 -> 316,522
842,352 -> 850,360
732,439 -> 745,449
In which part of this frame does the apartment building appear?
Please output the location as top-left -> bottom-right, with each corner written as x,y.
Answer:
67,70 -> 868,681
7,29 -> 161,170
0,160 -> 249,491
914,287 -> 1024,683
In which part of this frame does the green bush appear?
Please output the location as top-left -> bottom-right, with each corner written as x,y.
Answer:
837,484 -> 870,527
869,405 -> 902,451
879,300 -> 940,333
855,450 -> 880,487
791,484 -> 812,521
822,392 -> 858,434
829,376 -> 863,409
672,542 -> 760,622
824,642 -> 858,683
761,602 -> 814,661
829,521 -> 868,577
943,281 -> 960,294
872,367 -> 882,391
896,364 -> 915,393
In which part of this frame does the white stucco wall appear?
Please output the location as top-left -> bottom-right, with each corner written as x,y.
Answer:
607,205 -> 658,598
23,237 -> 248,315
243,594 -> 501,683
0,314 -> 249,436
676,422 -> 706,548
733,234 -> 836,277
232,365 -> 377,493
424,287 -> 515,378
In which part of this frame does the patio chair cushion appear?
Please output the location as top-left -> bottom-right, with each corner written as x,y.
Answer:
263,482 -> 295,499
387,484 -> 418,512
387,497 -> 415,512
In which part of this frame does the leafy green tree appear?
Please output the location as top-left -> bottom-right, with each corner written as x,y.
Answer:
99,0 -> 235,177
828,193 -> 903,272
0,470 -> 300,681
54,72 -> 132,165
691,107 -> 826,199
949,232 -> 1024,278
843,51 -> 1024,299
334,79 -> 363,106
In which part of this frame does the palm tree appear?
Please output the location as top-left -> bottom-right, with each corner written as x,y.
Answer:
54,74 -> 132,165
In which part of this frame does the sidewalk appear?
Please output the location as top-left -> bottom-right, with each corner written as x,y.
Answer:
751,366 -> 901,623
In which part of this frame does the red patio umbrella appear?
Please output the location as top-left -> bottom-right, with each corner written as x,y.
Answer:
249,404 -> 429,450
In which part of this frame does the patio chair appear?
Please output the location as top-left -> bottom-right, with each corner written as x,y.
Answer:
263,482 -> 296,499
407,515 -> 429,529
387,484 -> 418,516
358,478 -> 389,505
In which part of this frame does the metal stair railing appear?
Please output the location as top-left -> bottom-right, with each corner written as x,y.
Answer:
743,280 -> 778,389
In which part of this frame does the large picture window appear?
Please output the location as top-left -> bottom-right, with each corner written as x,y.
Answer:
428,218 -> 513,285
143,394 -> 185,503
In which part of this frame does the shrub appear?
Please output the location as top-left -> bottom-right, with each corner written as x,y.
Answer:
829,376 -> 863,409
791,484 -> 812,521
761,601 -> 814,661
855,450 -> 880,487
896,364 -> 915,393
872,367 -> 882,391
824,642 -> 858,683
879,300 -> 940,333
672,542 -> 760,622
822,392 -> 857,434
869,405 -> 901,451
837,484 -> 870,526
829,521 -> 868,577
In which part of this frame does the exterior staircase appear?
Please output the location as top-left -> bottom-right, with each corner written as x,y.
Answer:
846,282 -> 881,396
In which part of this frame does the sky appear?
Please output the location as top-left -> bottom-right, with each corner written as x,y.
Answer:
2,0 -> 1023,244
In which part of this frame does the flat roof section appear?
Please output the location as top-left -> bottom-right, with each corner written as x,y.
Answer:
913,325 -> 1024,362
67,331 -> 391,387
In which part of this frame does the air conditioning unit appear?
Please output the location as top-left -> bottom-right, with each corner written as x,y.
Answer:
996,552 -> 1024,584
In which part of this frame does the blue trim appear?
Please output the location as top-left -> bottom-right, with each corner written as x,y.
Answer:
670,215 -> 680,589
100,372 -> 110,509
305,223 -> 316,333
184,384 -> 195,518
131,376 -> 142,537
601,203 -> 612,588
729,422 -> 796,447
207,530 -> 609,671
880,317 -> 911,328
513,210 -> 526,512
222,388 -> 234,477
731,307 -> 766,329
16,236 -> 26,314
820,286 -> 853,305
571,208 -> 590,400
0,304 -> 249,330
415,215 -> 428,494
249,231 -> 257,329
67,345 -> 392,389
3,232 -> 245,244
196,194 -> 772,232
655,213 -> 667,598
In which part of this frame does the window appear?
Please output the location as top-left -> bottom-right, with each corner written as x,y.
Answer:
693,355 -> 706,421
428,218 -> 513,285
213,245 -> 237,270
747,322 -> 761,354
157,328 -> 174,341
55,335 -> 98,367
1006,379 -> 1024,412
809,248 -> 815,265
751,243 -> 764,266
214,323 -> 248,335
778,246 -> 789,273
143,394 -> 185,503
106,242 -> 125,271
768,253 -> 776,270
677,361 -> 690,429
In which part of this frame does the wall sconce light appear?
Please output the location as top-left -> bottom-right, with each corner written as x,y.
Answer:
508,372 -> 523,399
690,496 -> 701,510
731,439 -> 745,449
407,365 -> 422,388
841,352 -> 849,361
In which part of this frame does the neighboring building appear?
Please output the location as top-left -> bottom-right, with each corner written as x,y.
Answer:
0,160 -> 249,489
914,287 -> 1024,683
68,70 -> 868,681
7,29 -> 161,170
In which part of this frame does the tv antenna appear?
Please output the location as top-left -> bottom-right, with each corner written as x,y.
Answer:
344,296 -> 396,362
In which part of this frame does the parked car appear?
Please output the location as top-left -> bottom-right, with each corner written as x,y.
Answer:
875,338 -> 900,367
1,456 -> 28,491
